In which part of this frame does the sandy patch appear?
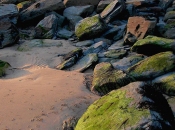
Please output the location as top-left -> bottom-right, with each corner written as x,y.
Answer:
0,40 -> 99,130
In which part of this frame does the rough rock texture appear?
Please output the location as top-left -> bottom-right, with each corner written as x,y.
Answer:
0,60 -> 10,77
100,0 -> 125,23
159,0 -> 174,10
0,4 -> 18,24
35,14 -> 59,39
131,35 -> 175,56
76,82 -> 175,130
0,22 -> 19,48
99,49 -> 127,59
96,0 -> 113,13
56,48 -> 82,70
91,62 -> 134,95
126,17 -> 157,41
19,0 -> 65,23
71,53 -> 98,72
127,51 -> 175,80
152,72 -> 175,96
63,0 -> 100,7
75,15 -> 107,40
164,11 -> 175,21
112,54 -> 146,71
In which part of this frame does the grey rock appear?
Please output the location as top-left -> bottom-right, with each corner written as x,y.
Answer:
63,0 -> 100,7
108,39 -> 125,50
99,49 -> 127,59
57,28 -> 73,39
83,41 -> 107,55
100,0 -> 125,23
159,0 -> 174,11
75,40 -> 94,47
96,0 -> 112,13
35,14 -> 59,39
19,0 -> 65,23
112,54 -> 146,71
94,38 -> 112,45
0,4 -> 18,24
113,25 -> 126,41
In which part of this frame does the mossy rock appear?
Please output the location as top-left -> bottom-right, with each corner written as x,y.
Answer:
0,60 -> 10,77
103,49 -> 127,59
56,56 -> 76,70
164,11 -> 175,21
75,15 -> 107,40
76,82 -> 175,130
152,72 -> 175,96
91,62 -> 134,95
131,35 -> 175,56
127,51 -> 175,80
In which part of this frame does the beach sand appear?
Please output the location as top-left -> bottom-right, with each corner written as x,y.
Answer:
0,40 -> 99,130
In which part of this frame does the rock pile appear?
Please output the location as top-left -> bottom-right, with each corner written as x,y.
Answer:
1,0 -> 175,129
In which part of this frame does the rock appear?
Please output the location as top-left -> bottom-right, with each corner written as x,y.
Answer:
152,72 -> 175,96
62,117 -> 78,130
75,82 -> 175,130
112,54 -> 146,71
102,25 -> 125,41
164,28 -> 175,39
155,23 -> 167,37
96,0 -> 112,13
70,53 -> 98,72
91,62 -> 133,95
57,28 -> 73,39
0,0 -> 29,4
63,5 -> 94,18
127,51 -> 175,80
99,49 -> 127,59
167,97 -> 175,117
124,32 -> 137,45
0,60 -> 11,77
131,35 -> 175,56
17,1 -> 34,12
125,16 -> 157,41
63,0 -> 100,7
0,17 -> 19,48
159,0 -> 174,11
0,4 -> 18,24
94,38 -> 112,45
83,41 -> 107,55
35,14 -> 59,39
19,0 -> 65,24
100,0 -> 125,23
108,39 -> 125,50
66,15 -> 83,30
75,40 -> 94,47
164,11 -> 175,21
56,48 -> 82,70
75,14 -> 107,40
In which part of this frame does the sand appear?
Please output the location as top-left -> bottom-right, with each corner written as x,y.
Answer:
0,40 -> 100,130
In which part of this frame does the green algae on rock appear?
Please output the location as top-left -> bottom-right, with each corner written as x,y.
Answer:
152,72 -> 175,96
0,60 -> 10,77
131,35 -> 175,56
127,51 -> 175,80
164,11 -> 175,21
76,82 -> 175,130
91,62 -> 134,95
75,14 -> 107,40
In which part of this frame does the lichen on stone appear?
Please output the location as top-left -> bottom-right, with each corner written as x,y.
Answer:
0,60 -> 10,77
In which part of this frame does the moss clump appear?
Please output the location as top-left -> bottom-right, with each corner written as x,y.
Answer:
152,72 -> 175,96
75,15 -> 106,40
91,62 -> 133,95
0,60 -> 10,77
131,35 -> 175,55
127,51 -> 175,80
75,89 -> 149,130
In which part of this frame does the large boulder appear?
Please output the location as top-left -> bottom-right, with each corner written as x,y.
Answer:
164,11 -> 175,22
125,16 -> 157,43
131,35 -> 175,56
19,0 -> 65,24
35,14 -> 59,39
100,0 -> 125,23
75,82 -> 175,130
152,72 -> 175,96
127,51 -> 175,80
75,15 -> 107,40
91,62 -> 134,95
0,4 -> 18,24
63,0 -> 100,7
0,60 -> 10,77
